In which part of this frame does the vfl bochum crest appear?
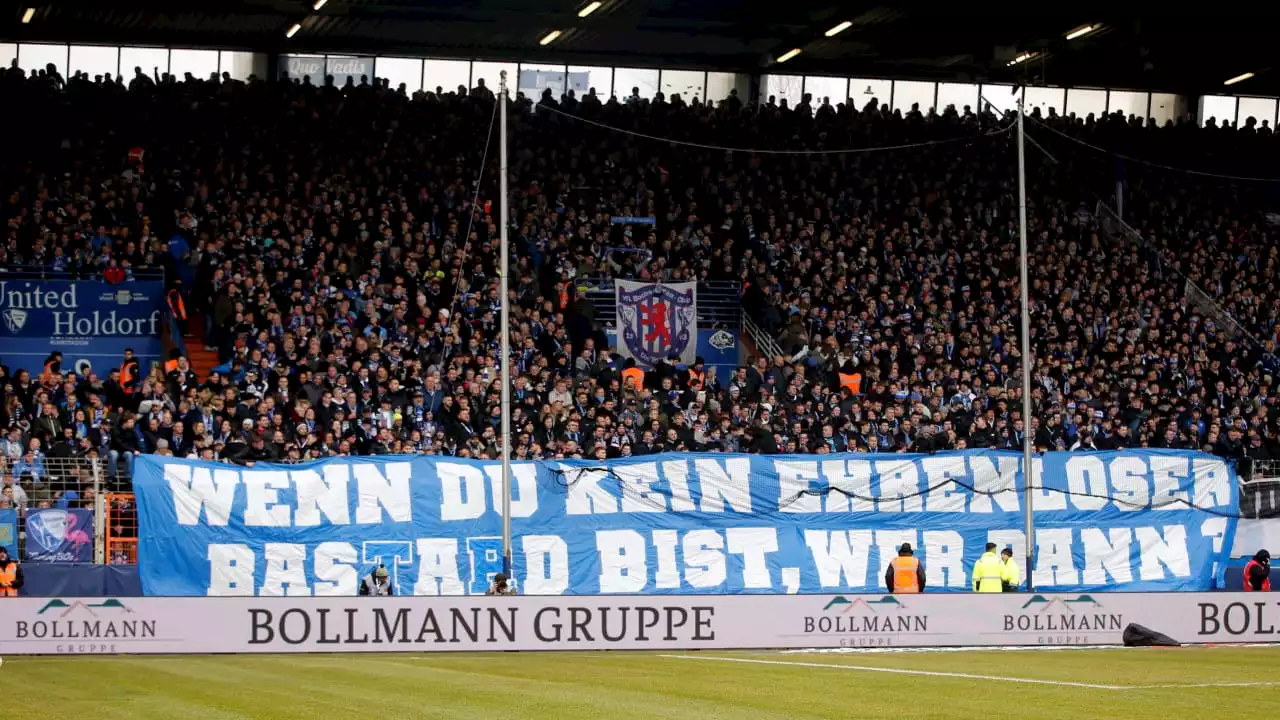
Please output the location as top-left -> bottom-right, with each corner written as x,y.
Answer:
2,309 -> 27,333
616,280 -> 697,366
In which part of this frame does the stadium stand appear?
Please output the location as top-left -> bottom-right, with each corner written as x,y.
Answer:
1,60 -> 1278,485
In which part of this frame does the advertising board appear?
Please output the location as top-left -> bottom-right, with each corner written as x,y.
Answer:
1,593 -> 1274,656
0,279 -> 164,376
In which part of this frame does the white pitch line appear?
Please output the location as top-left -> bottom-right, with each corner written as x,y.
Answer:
1132,682 -> 1280,689
657,654 -> 1126,690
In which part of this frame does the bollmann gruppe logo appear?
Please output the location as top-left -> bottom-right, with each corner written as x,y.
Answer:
37,598 -> 134,616
803,595 -> 929,646
1001,594 -> 1124,642
14,598 -> 159,648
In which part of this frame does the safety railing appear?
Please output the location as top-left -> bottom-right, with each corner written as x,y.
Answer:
743,311 -> 785,361
1239,458 -> 1280,519
0,265 -> 165,282
582,279 -> 742,328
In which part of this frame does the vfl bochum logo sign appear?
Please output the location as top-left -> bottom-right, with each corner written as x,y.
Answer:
2,309 -> 27,333
616,281 -> 696,365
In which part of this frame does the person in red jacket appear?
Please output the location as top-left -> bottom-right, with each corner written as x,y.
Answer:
103,258 -> 126,284
1244,550 -> 1271,592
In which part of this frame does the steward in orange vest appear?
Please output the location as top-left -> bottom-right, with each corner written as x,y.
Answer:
620,358 -> 645,391
1244,550 -> 1271,592
687,357 -> 706,392
121,348 -> 140,396
884,542 -> 926,594
167,284 -> 187,322
837,358 -> 863,396
41,352 -> 63,385
0,545 -> 22,597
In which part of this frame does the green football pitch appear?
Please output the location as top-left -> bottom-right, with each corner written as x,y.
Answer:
9,646 -> 1280,719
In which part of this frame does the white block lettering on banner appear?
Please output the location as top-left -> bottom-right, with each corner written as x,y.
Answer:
805,530 -> 872,588
354,464 -> 412,524
660,460 -> 697,512
520,535 -> 569,595
482,463 -> 539,518
208,544 -> 254,595
131,451 -> 1239,596
726,528 -> 778,589
169,465 -> 238,526
683,530 -> 726,588
597,529 -> 647,592
694,458 -> 752,513
1109,456 -> 1150,512
1080,528 -> 1133,585
1135,525 -> 1190,579
313,542 -> 358,596
923,530 -> 966,587
244,472 -> 293,527
1033,529 -> 1080,586
262,543 -> 310,596
652,529 -> 681,589
413,539 -> 465,595
967,455 -> 1021,512
1,593 -> 1276,656
293,468 -> 352,526
439,463 -> 487,521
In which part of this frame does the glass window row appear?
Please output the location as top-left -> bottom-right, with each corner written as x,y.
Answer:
0,42 -> 1266,128
0,43 -> 257,81
763,74 -> 1184,126
1200,95 -> 1279,129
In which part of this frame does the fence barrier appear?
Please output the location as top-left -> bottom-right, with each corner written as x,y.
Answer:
2,456 -> 108,563
105,492 -> 137,565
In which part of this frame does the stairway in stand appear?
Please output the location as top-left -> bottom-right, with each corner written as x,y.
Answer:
186,314 -> 220,382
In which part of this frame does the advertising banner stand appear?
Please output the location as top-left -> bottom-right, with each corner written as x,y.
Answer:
0,593 -> 1274,656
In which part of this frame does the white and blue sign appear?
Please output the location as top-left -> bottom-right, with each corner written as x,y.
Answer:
0,508 -> 16,554
133,450 -> 1237,597
24,508 -> 94,563
0,280 -> 164,376
616,280 -> 697,366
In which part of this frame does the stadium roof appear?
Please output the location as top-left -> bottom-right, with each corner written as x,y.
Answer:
9,1 -> 1280,95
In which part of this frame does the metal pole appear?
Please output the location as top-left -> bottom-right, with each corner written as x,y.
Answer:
1017,97 -> 1035,591
498,70 -> 514,580
92,459 -> 106,564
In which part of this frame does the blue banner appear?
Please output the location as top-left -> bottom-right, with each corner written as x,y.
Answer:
24,508 -> 95,563
0,508 -> 16,554
0,279 -> 164,376
132,450 -> 1238,597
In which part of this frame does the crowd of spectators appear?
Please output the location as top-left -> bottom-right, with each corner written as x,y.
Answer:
1,57 -> 1279,503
